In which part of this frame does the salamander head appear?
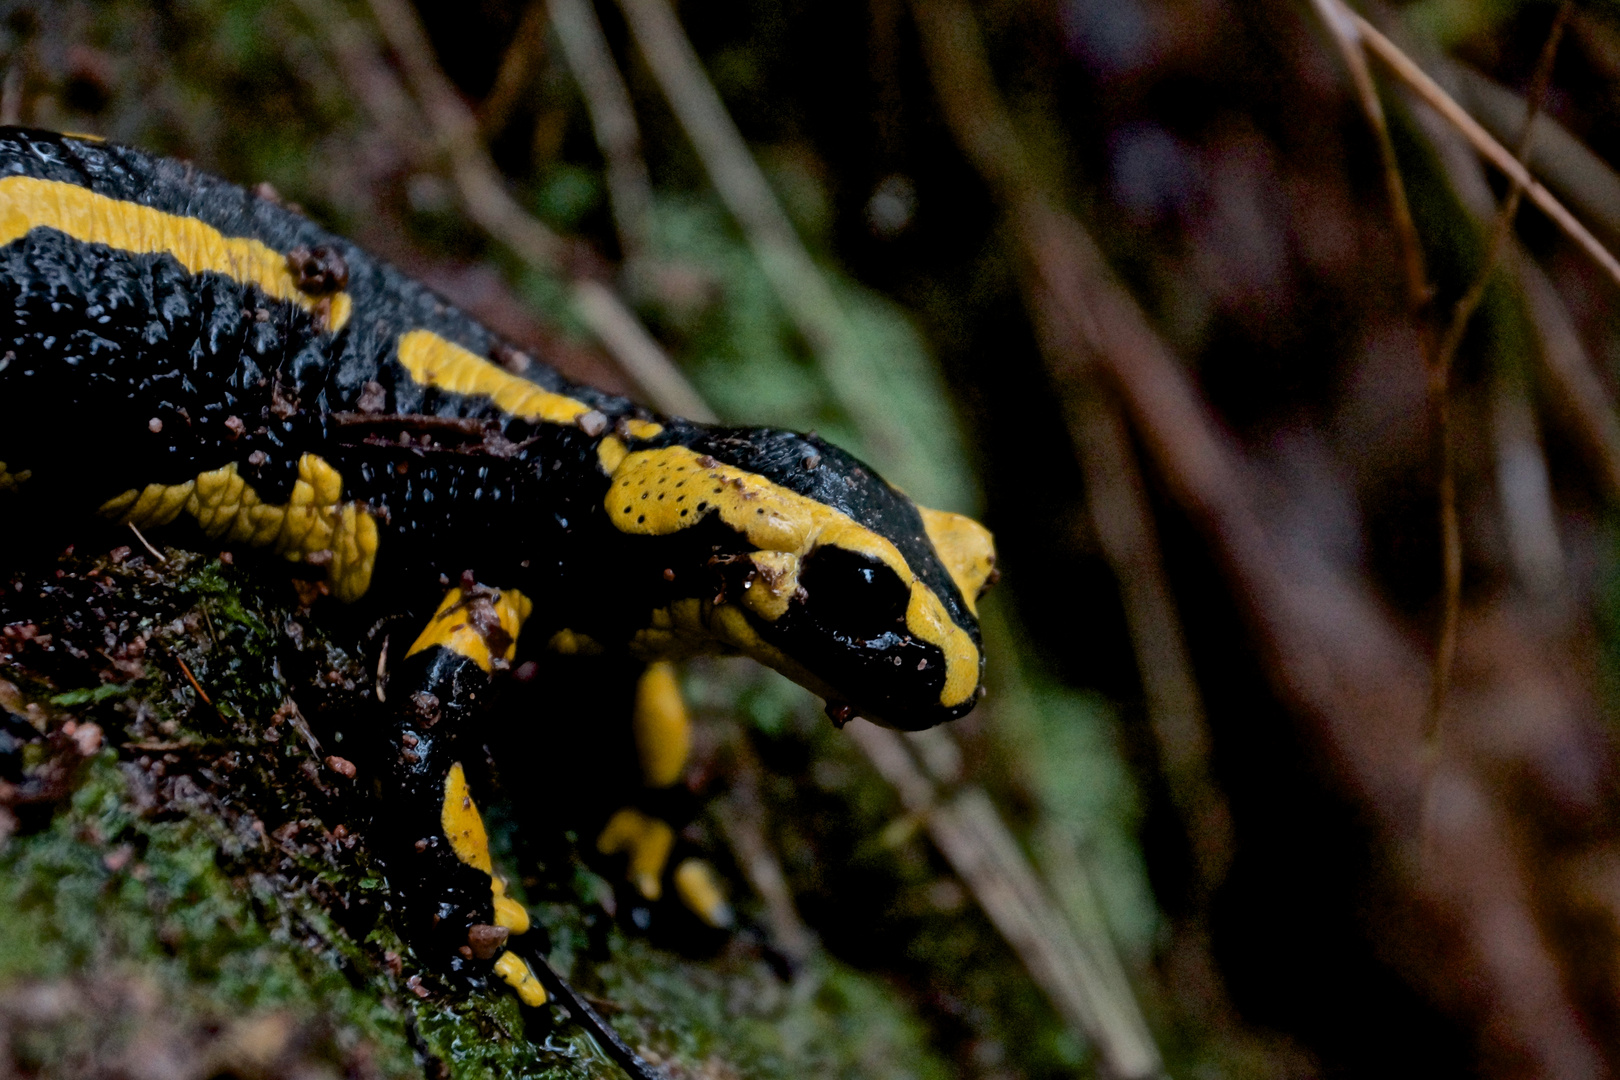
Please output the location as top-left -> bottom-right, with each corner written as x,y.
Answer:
606,429 -> 996,730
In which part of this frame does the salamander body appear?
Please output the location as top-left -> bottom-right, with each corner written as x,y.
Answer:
0,127 -> 995,1022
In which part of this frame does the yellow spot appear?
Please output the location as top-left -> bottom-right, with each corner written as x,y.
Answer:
919,507 -> 996,617
0,462 -> 31,492
607,445 -> 982,709
0,176 -> 351,331
634,662 -> 690,788
441,763 -> 532,936
596,435 -> 629,474
405,586 -> 533,673
674,858 -> 734,929
100,455 -> 379,602
623,419 -> 664,440
397,329 -> 594,426
546,628 -> 603,655
596,808 -> 674,901
493,951 -> 548,1007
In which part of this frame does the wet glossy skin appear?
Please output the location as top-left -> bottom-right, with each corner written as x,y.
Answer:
0,127 -> 992,730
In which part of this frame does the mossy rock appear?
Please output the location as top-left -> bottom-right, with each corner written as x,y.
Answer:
0,543 -> 960,1080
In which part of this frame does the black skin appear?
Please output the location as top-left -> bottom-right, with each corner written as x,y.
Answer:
0,128 -> 986,986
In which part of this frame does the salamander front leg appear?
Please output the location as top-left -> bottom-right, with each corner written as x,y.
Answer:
597,661 -> 734,935
379,584 -> 546,1006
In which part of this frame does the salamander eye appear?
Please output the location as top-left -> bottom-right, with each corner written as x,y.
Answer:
798,546 -> 909,643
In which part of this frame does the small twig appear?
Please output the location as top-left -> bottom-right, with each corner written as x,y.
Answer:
848,721 -> 1164,1080
1424,1 -> 1570,742
614,0 -> 917,460
478,1 -> 549,139
521,945 -> 670,1080
573,279 -> 717,421
1309,0 -> 1429,311
1347,6 -> 1620,292
127,523 -> 166,564
174,656 -> 213,708
1518,256 -> 1620,497
549,0 -> 655,264
199,602 -> 218,647
313,0 -> 699,419
1064,389 -> 1231,894
713,730 -> 817,968
615,0 -> 847,356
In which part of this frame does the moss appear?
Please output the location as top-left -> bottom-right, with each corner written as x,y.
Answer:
0,546 -> 964,1079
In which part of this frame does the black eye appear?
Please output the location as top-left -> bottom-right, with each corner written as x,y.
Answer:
799,546 -> 909,643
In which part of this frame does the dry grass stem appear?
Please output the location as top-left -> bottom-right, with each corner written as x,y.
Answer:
350,0 -> 697,416
1518,256 -> 1620,496
549,0 -> 655,264
1067,389 -> 1231,893
615,0 -> 851,357
478,1 -> 549,139
1423,1 -> 1570,740
847,721 -> 1164,1080
1309,0 -> 1429,310
1349,7 -> 1620,291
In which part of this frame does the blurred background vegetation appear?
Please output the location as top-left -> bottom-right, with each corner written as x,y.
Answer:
6,0 -> 1620,1077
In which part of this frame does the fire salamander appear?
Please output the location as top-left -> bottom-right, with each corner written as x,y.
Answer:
0,127 -> 996,1059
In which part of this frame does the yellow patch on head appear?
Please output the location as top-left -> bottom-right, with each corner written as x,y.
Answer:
623,419 -> 664,440
100,454 -> 379,602
441,763 -> 532,937
918,507 -> 996,617
406,587 -> 533,673
738,550 -> 802,621
396,329 -> 594,426
596,807 -> 674,901
606,445 -> 982,709
633,662 -> 690,789
0,176 -> 351,331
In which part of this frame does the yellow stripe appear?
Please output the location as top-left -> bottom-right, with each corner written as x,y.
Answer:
404,586 -> 533,673
0,175 -> 351,331
441,763 -> 532,936
100,454 -> 378,603
918,507 -> 996,617
396,329 -> 593,426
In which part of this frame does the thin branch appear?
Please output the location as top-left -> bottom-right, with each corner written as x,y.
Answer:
333,0 -> 701,419
478,1 -> 549,139
1065,388 -> 1231,894
908,0 -> 1609,1068
615,0 -> 847,355
1308,0 -> 1429,311
847,722 -> 1164,1080
1423,0 -> 1570,741
1348,6 -> 1620,291
613,0 -> 913,462
1518,256 -> 1620,497
549,0 -> 655,265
